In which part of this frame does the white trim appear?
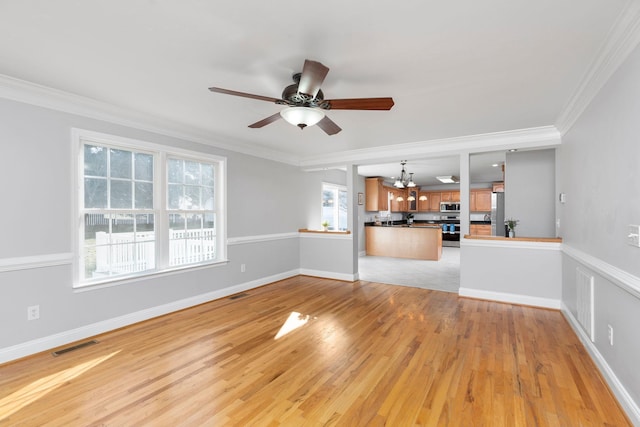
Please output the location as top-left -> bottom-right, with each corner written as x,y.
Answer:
555,1 -> 640,135
561,303 -> 640,426
299,268 -> 357,282
0,74 -> 299,166
0,269 -> 299,365
458,287 -> 561,309
299,232 -> 353,240
563,244 -> 640,300
299,126 -> 561,169
227,232 -> 299,245
460,238 -> 562,251
0,253 -> 73,273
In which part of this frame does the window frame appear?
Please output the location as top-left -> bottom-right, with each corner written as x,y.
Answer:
72,129 -> 227,288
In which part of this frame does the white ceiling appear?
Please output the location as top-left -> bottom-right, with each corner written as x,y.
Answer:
0,0 -> 631,178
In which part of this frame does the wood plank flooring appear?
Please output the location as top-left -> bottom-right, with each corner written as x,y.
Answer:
0,276 -> 631,426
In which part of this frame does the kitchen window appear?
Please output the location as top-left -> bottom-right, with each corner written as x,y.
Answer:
322,183 -> 347,231
74,129 -> 226,287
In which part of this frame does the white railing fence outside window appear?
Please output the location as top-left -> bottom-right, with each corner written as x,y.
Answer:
94,229 -> 215,276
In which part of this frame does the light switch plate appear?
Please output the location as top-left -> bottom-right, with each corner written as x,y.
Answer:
628,225 -> 640,247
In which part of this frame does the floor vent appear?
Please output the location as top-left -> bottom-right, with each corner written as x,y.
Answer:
52,340 -> 99,357
576,267 -> 595,342
229,292 -> 249,300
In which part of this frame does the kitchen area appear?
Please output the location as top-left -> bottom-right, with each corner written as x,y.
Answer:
363,175 -> 506,260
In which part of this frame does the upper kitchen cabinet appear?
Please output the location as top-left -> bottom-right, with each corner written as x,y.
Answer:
406,188 -> 418,212
428,192 -> 442,211
441,191 -> 460,202
365,177 -> 389,211
418,192 -> 430,211
390,188 -> 407,212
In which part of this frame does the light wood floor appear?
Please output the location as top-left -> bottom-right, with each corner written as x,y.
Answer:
0,276 -> 631,426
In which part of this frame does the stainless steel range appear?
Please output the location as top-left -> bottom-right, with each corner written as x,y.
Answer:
440,214 -> 460,247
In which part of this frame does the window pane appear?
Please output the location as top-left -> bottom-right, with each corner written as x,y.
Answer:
185,186 -> 200,210
168,184 -> 182,209
110,149 -> 132,179
168,159 -> 183,184
111,180 -> 132,209
84,145 -> 107,177
202,164 -> 214,187
112,214 -> 134,234
202,187 -> 214,209
136,214 -> 155,233
135,182 -> 153,209
339,189 -> 348,231
186,213 -> 203,230
85,178 -> 108,208
84,214 -> 109,242
135,153 -> 153,181
185,161 -> 200,185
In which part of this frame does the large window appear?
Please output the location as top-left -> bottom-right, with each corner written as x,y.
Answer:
322,183 -> 347,231
75,130 -> 225,286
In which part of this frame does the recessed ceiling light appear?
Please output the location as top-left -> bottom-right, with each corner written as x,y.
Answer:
492,163 -> 499,167
436,175 -> 459,183
508,149 -> 518,152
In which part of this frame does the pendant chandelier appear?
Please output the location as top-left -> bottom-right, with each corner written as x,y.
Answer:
393,161 -> 416,188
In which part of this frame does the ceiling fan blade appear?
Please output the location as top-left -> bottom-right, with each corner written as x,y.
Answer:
324,97 -> 395,110
209,87 -> 283,104
248,112 -> 282,128
298,60 -> 330,98
316,116 -> 342,135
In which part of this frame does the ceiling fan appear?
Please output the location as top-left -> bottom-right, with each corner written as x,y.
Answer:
209,59 -> 394,135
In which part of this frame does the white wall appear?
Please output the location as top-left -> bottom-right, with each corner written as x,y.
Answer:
557,40 -> 640,422
0,97 -> 306,361
505,149 -> 556,238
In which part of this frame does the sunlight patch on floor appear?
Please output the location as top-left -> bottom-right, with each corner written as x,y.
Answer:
274,312 -> 311,339
0,350 -> 120,419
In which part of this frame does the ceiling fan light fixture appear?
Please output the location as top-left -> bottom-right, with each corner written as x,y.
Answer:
280,106 -> 325,129
436,175 -> 459,184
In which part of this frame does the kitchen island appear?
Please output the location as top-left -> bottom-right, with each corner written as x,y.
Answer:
365,225 -> 442,261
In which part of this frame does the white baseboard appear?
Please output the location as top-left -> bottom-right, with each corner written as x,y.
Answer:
298,268 -> 357,282
561,303 -> 640,426
458,287 -> 561,309
0,270 -> 299,365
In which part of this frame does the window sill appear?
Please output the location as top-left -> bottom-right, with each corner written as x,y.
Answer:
298,228 -> 351,234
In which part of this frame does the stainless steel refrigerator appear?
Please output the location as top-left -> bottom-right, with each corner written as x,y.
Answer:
491,192 -> 505,236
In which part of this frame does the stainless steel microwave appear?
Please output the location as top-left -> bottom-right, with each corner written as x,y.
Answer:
440,202 -> 460,212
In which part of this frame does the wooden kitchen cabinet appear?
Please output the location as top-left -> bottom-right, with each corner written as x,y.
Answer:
428,192 -> 441,212
418,192 -> 430,211
470,224 -> 492,235
365,178 -> 389,211
390,188 -> 407,212
492,182 -> 504,192
406,188 -> 419,212
440,191 -> 460,202
470,189 -> 492,212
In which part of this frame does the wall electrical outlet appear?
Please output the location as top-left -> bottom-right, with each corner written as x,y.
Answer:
27,305 -> 40,321
240,264 -> 246,273
607,324 -> 614,346
628,225 -> 640,247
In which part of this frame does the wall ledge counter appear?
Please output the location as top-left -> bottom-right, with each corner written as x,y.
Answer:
463,235 -> 562,244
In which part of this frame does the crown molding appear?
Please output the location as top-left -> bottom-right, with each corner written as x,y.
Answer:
298,125 -> 561,169
555,0 -> 640,135
0,74 -> 300,166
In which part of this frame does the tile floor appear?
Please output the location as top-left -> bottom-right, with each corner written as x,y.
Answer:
358,247 -> 460,293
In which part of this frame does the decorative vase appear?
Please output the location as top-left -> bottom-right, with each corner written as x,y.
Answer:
323,226 -> 328,231
509,230 -> 515,238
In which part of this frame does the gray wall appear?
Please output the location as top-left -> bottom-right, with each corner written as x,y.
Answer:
0,97 -> 304,353
558,40 -> 640,418
505,149 -> 556,237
